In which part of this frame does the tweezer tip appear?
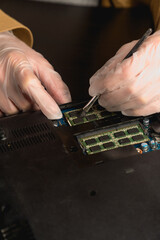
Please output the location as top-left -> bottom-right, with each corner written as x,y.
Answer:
79,110 -> 86,117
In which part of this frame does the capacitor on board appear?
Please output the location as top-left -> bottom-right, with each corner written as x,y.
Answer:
149,140 -> 157,150
141,142 -> 149,152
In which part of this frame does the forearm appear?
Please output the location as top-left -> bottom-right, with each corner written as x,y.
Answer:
0,9 -> 33,47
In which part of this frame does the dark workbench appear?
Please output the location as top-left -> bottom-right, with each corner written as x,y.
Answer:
0,1 -> 158,240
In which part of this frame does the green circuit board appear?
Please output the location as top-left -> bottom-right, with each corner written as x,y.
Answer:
77,121 -> 149,155
64,105 -> 117,126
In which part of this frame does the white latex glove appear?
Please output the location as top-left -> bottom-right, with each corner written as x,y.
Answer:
0,31 -> 71,119
89,30 -> 160,116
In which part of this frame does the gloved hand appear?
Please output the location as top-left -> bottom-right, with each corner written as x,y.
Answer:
0,31 -> 71,119
89,30 -> 160,116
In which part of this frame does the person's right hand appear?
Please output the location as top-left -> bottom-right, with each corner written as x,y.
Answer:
89,30 -> 160,117
0,31 -> 71,119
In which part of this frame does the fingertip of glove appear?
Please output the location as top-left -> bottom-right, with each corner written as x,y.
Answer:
121,110 -> 129,116
47,110 -> 63,120
88,86 -> 96,97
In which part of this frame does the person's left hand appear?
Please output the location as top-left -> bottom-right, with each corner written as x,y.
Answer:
0,31 -> 71,119
89,30 -> 160,116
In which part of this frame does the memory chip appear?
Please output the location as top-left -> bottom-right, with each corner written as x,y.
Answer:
85,138 -> 97,145
132,135 -> 144,141
68,111 -> 80,118
86,114 -> 97,121
103,142 -> 115,148
114,131 -> 125,138
98,135 -> 110,142
118,138 -> 130,145
72,118 -> 84,125
127,128 -> 139,134
90,145 -> 101,152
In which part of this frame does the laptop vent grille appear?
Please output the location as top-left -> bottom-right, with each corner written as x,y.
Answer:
11,123 -> 49,138
0,132 -> 55,153
0,220 -> 36,240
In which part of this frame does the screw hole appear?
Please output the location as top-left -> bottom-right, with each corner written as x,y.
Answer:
90,190 -> 97,196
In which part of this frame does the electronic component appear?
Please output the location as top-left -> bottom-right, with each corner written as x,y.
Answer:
118,138 -> 130,145
114,131 -> 125,138
103,142 -> 115,148
77,121 -> 149,155
63,105 -> 117,126
153,136 -> 160,143
85,138 -> 97,145
60,102 -> 160,155
0,101 -> 160,158
127,128 -> 139,134
149,140 -> 157,150
143,118 -> 150,128
141,142 -> 149,152
132,135 -> 144,141
98,135 -> 110,142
